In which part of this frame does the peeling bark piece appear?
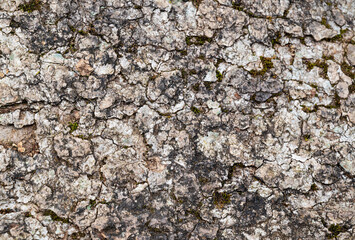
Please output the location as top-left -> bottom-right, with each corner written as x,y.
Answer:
346,44 -> 355,66
53,134 -> 91,158
0,125 -> 38,156
76,59 -> 93,76
0,83 -> 19,106
145,156 -> 165,172
307,22 -> 337,41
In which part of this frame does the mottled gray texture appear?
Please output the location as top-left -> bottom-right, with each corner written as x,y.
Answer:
0,0 -> 354,239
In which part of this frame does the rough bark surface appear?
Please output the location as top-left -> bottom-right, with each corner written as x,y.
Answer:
0,0 -> 354,239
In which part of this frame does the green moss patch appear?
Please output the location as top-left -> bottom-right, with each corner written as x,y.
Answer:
325,92 -> 341,109
186,36 -> 212,46
87,199 -> 107,210
190,106 -> 201,115
301,105 -> 318,113
271,31 -> 282,47
327,224 -> 349,239
213,191 -> 231,208
322,55 -> 334,61
302,58 -> 328,79
203,81 -> 213,90
19,0 -> 41,13
249,56 -> 274,77
190,0 -> 203,8
348,82 -> 355,94
68,122 -> 78,133
216,70 -> 223,82
340,61 -> 355,79
232,1 -> 244,11
303,134 -> 311,142
310,183 -> 319,191
178,49 -> 188,56
192,83 -> 200,92
321,17 -> 331,29
71,232 -> 86,239
328,29 -> 348,42
186,209 -> 202,220
43,209 -> 69,223
24,212 -> 33,217
0,208 -> 14,214
181,69 -> 188,79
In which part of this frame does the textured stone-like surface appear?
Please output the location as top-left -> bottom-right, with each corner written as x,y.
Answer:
0,0 -> 354,239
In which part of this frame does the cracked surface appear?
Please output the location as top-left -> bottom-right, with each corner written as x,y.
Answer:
0,0 -> 354,239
